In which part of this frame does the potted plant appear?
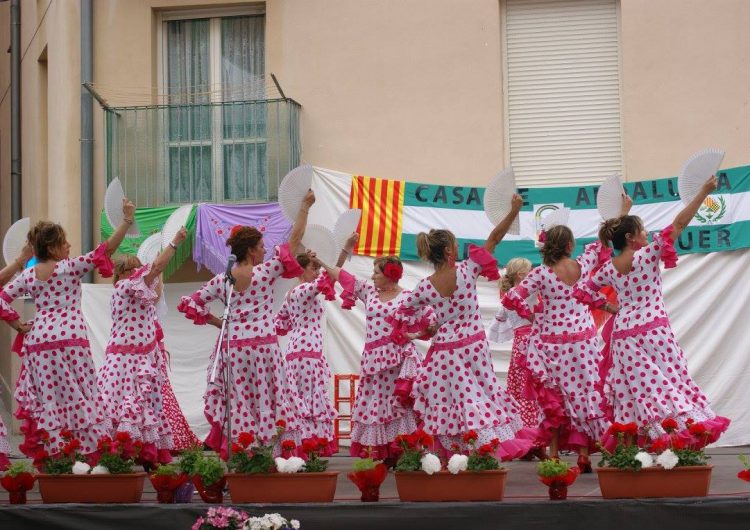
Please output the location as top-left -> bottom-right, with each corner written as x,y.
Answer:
225,425 -> 339,503
149,463 -> 190,503
1,461 -> 36,504
175,444 -> 202,503
537,459 -> 580,500
596,419 -> 713,499
394,429 -> 508,502
347,456 -> 388,502
36,430 -> 147,503
736,454 -> 750,483
192,507 -> 300,530
192,452 -> 226,504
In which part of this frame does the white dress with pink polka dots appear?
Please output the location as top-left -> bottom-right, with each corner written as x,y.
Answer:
503,241 -> 610,449
392,245 -> 537,460
0,243 -> 113,458
338,269 -> 430,460
574,227 -> 730,442
274,272 -> 338,453
97,263 -> 173,462
178,243 -> 310,456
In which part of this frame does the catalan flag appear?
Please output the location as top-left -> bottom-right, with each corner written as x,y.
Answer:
349,175 -> 405,257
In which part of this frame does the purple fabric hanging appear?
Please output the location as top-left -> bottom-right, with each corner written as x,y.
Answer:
193,203 -> 292,274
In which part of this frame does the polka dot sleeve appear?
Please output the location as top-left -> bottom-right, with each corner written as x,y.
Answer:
578,240 -> 612,277
274,299 -> 292,336
66,242 -> 115,278
572,264 -> 610,309
177,274 -> 226,325
466,244 -> 501,281
501,266 -> 542,320
338,269 -> 375,309
255,243 -> 305,282
0,271 -> 27,322
388,281 -> 432,343
121,263 -> 159,305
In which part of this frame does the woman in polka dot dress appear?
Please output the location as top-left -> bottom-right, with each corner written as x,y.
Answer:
576,177 -> 730,446
0,243 -> 34,469
392,195 -> 538,460
274,252 -> 339,455
0,200 -> 136,462
178,191 -> 316,457
503,224 -> 612,471
96,227 -> 188,466
321,235 -> 434,462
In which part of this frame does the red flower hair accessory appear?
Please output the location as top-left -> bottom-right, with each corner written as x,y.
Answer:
538,229 -> 547,244
382,262 -> 403,282
230,225 -> 244,238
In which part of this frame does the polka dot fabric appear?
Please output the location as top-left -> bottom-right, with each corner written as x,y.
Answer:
156,337 -> 201,451
178,244 -> 310,455
274,275 -> 337,450
582,227 -> 730,441
393,245 -> 536,459
0,243 -> 113,457
506,326 -> 543,429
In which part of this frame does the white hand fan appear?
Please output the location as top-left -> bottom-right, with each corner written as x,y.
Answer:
161,204 -> 192,250
483,167 -> 520,235
278,165 -> 313,222
301,224 -> 337,266
678,148 -> 725,205
104,178 -> 140,237
137,233 -> 162,265
597,174 -> 625,221
3,217 -> 30,266
333,209 -> 362,253
540,207 -> 571,230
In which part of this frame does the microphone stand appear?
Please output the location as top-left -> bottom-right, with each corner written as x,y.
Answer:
209,271 -> 236,463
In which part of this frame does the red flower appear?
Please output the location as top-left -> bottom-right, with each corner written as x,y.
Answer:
462,430 -> 478,444
97,436 -> 112,452
59,428 -> 73,440
478,443 -> 494,456
238,432 -> 255,448
115,432 -> 131,443
34,449 -> 49,461
450,443 -> 461,453
420,432 -> 434,448
230,225 -> 244,237
318,437 -> 329,449
275,419 -> 287,429
688,423 -> 708,436
686,418 -> 695,426
406,433 -> 420,448
738,469 -> 750,483
281,440 -> 296,452
381,262 -> 403,283
301,438 -> 318,455
623,422 -> 638,436
489,438 -> 500,448
650,438 -> 669,453
661,418 -> 678,432
671,436 -> 686,450
231,442 -> 243,454
38,429 -> 50,443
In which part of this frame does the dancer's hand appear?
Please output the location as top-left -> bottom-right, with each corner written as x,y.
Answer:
511,194 -> 523,212
122,198 -> 136,220
17,243 -> 33,267
620,193 -> 633,215
702,175 -> 718,195
345,232 -> 359,250
302,190 -> 316,210
172,227 -> 188,246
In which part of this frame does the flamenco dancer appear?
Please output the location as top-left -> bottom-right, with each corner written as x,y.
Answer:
273,249 -> 342,455
96,227 -> 188,466
490,257 -> 547,461
178,191 -> 316,456
392,195 -> 537,460
0,200 -> 135,462
320,233 -> 433,463
503,220 -> 614,471
576,177 -> 730,446
0,243 -> 33,469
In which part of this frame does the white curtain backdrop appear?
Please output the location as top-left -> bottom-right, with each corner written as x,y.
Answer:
74,167 -> 750,446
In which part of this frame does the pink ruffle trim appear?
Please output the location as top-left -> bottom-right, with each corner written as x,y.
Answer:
91,242 -> 114,278
0,302 -> 20,322
386,310 -> 432,346
275,319 -> 291,336
11,332 -> 25,356
129,264 -> 159,303
681,416 -> 731,449
177,294 -> 210,325
317,271 -> 336,301
468,244 -> 500,280
338,269 -> 357,310
659,225 -> 678,269
496,427 -> 538,462
502,291 -> 532,321
277,243 -> 305,279
572,283 -> 606,309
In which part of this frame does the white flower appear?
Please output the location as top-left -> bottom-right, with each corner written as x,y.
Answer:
275,456 -> 305,474
420,453 -> 442,475
72,461 -> 91,475
274,457 -> 288,473
656,449 -> 679,470
634,451 -> 654,469
291,521 -> 300,529
90,465 -> 110,474
447,454 -> 468,474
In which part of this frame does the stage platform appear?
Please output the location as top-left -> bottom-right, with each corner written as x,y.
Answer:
2,448 -> 750,529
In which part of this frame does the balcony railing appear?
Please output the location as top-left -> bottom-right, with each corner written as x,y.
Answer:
105,98 -> 301,207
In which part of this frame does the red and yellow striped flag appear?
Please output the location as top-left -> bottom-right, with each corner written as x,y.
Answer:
349,175 -> 404,257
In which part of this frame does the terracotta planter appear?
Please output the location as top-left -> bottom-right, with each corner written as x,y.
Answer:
226,472 -> 339,503
597,466 -> 713,499
192,475 -> 226,504
37,473 -> 146,503
395,470 -> 507,502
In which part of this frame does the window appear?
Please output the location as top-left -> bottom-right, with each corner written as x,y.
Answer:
504,0 -> 623,187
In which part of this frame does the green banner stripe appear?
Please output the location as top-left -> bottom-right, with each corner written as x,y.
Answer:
403,165 -> 750,211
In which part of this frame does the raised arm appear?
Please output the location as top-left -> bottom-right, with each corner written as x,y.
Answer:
620,193 -> 633,216
484,194 -> 523,254
0,244 -> 32,285
105,198 -> 137,255
143,227 -> 187,286
335,232 -> 359,268
287,190 -> 315,253
672,176 -> 717,240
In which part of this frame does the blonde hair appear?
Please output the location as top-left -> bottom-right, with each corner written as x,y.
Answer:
113,254 -> 142,283
415,229 -> 457,268
500,258 -> 532,293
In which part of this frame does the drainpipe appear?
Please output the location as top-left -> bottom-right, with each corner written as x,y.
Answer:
10,0 -> 21,222
81,0 -> 93,281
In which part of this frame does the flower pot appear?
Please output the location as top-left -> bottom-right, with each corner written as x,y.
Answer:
149,473 -> 190,504
225,472 -> 339,503
394,470 -> 508,502
37,473 -> 146,503
596,466 -> 713,499
347,464 -> 388,502
173,480 -> 195,503
548,482 -> 568,500
1,472 -> 36,505
192,475 -> 226,504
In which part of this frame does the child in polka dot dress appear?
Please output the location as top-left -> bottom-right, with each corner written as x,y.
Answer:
96,227 -> 188,465
178,191 -> 316,457
576,177 -> 730,445
503,224 -> 612,471
393,196 -> 538,460
274,252 -> 339,455
0,201 -> 136,462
